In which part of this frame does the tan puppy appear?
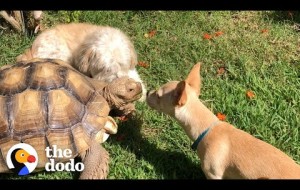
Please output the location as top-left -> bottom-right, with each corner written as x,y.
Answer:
17,23 -> 146,101
146,63 -> 300,179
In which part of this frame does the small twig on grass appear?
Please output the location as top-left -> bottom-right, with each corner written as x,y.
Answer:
12,11 -> 25,33
0,11 -> 22,33
0,25 -> 8,30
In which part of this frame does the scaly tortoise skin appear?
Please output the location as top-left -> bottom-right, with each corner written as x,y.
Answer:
0,58 -> 142,179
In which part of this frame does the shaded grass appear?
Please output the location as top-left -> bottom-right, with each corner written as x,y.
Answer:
0,11 -> 299,179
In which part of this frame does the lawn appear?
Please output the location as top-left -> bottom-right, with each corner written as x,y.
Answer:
0,11 -> 299,179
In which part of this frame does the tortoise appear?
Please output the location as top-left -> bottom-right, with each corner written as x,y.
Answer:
0,58 -> 142,179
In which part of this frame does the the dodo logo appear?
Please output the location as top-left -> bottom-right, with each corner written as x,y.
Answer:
6,143 -> 38,176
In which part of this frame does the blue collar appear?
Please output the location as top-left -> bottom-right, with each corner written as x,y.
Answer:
191,120 -> 220,151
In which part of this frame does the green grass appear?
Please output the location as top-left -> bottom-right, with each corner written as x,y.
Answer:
0,11 -> 299,179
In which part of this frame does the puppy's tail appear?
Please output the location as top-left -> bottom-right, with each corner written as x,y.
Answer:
16,48 -> 34,62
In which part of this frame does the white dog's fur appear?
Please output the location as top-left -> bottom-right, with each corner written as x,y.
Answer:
17,23 -> 146,100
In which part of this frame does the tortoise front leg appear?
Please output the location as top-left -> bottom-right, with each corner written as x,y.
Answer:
79,141 -> 109,179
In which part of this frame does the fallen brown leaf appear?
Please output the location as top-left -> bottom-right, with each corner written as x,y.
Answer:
261,29 -> 268,34
217,67 -> 226,76
138,61 -> 149,68
216,112 -> 226,121
246,90 -> 255,99
148,30 -> 156,38
203,33 -> 212,40
215,31 -> 224,37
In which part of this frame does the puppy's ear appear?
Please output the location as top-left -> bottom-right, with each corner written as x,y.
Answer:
174,81 -> 187,107
185,62 -> 201,96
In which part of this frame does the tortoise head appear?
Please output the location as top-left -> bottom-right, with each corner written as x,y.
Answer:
103,76 -> 142,110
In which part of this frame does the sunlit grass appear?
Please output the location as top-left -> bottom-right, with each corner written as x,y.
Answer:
0,11 -> 299,179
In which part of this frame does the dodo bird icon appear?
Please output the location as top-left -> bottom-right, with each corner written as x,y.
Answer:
10,148 -> 36,175
6,143 -> 38,176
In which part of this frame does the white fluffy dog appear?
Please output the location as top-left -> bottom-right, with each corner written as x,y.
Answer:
17,23 -> 146,100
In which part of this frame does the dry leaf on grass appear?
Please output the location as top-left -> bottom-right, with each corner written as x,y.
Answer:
203,33 -> 212,40
217,67 -> 226,76
215,31 -> 224,37
216,112 -> 226,121
246,90 -> 255,99
144,30 -> 157,38
261,29 -> 268,34
138,61 -> 149,68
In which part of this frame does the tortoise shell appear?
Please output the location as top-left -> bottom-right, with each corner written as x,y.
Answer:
0,58 -> 111,172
